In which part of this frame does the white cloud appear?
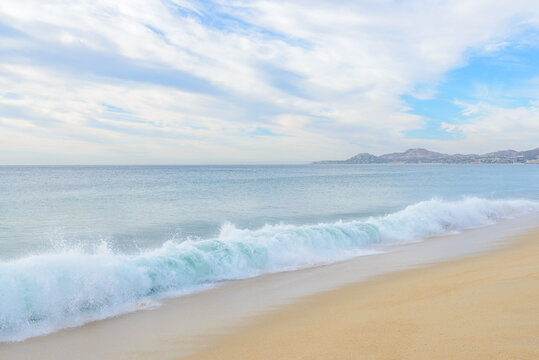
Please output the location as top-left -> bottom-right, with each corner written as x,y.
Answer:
0,0 -> 538,163
439,103 -> 539,152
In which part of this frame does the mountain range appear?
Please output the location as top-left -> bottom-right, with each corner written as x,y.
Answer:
313,147 -> 539,164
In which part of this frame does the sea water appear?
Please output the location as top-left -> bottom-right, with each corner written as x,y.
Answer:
0,164 -> 538,341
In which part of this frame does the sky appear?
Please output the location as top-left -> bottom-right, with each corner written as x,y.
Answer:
0,0 -> 538,164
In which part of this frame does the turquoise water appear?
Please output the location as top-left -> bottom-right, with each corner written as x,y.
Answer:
0,164 -> 538,341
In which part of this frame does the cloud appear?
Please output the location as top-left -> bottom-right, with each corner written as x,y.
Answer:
439,102 -> 539,152
0,0 -> 538,163
441,122 -> 457,133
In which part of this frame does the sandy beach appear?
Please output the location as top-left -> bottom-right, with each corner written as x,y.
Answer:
190,228 -> 539,360
3,1 -> 539,358
1,218 -> 538,360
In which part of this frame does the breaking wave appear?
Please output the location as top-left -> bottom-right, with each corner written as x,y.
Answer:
1,197 -> 538,342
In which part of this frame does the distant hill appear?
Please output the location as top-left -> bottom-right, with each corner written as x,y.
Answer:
313,147 -> 539,164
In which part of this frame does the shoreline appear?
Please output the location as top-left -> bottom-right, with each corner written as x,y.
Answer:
189,226 -> 539,360
1,215 -> 538,359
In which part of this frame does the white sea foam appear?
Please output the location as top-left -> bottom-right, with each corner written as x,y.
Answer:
1,197 -> 538,342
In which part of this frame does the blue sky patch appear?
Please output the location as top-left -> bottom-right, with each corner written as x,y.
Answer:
145,24 -> 165,37
2,92 -> 22,100
0,22 -> 23,38
249,127 -> 283,137
102,104 -> 129,114
403,42 -> 539,140
167,0 -> 310,48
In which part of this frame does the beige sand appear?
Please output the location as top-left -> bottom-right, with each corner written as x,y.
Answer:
189,230 -> 539,360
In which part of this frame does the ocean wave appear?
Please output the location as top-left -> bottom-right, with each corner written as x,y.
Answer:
1,197 -> 538,342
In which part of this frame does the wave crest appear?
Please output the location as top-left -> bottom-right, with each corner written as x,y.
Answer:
1,197 -> 538,342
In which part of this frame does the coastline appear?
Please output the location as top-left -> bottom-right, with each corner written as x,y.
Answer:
191,225 -> 539,360
1,215 -> 538,359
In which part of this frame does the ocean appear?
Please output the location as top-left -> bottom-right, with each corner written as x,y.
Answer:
1,164 -> 538,342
